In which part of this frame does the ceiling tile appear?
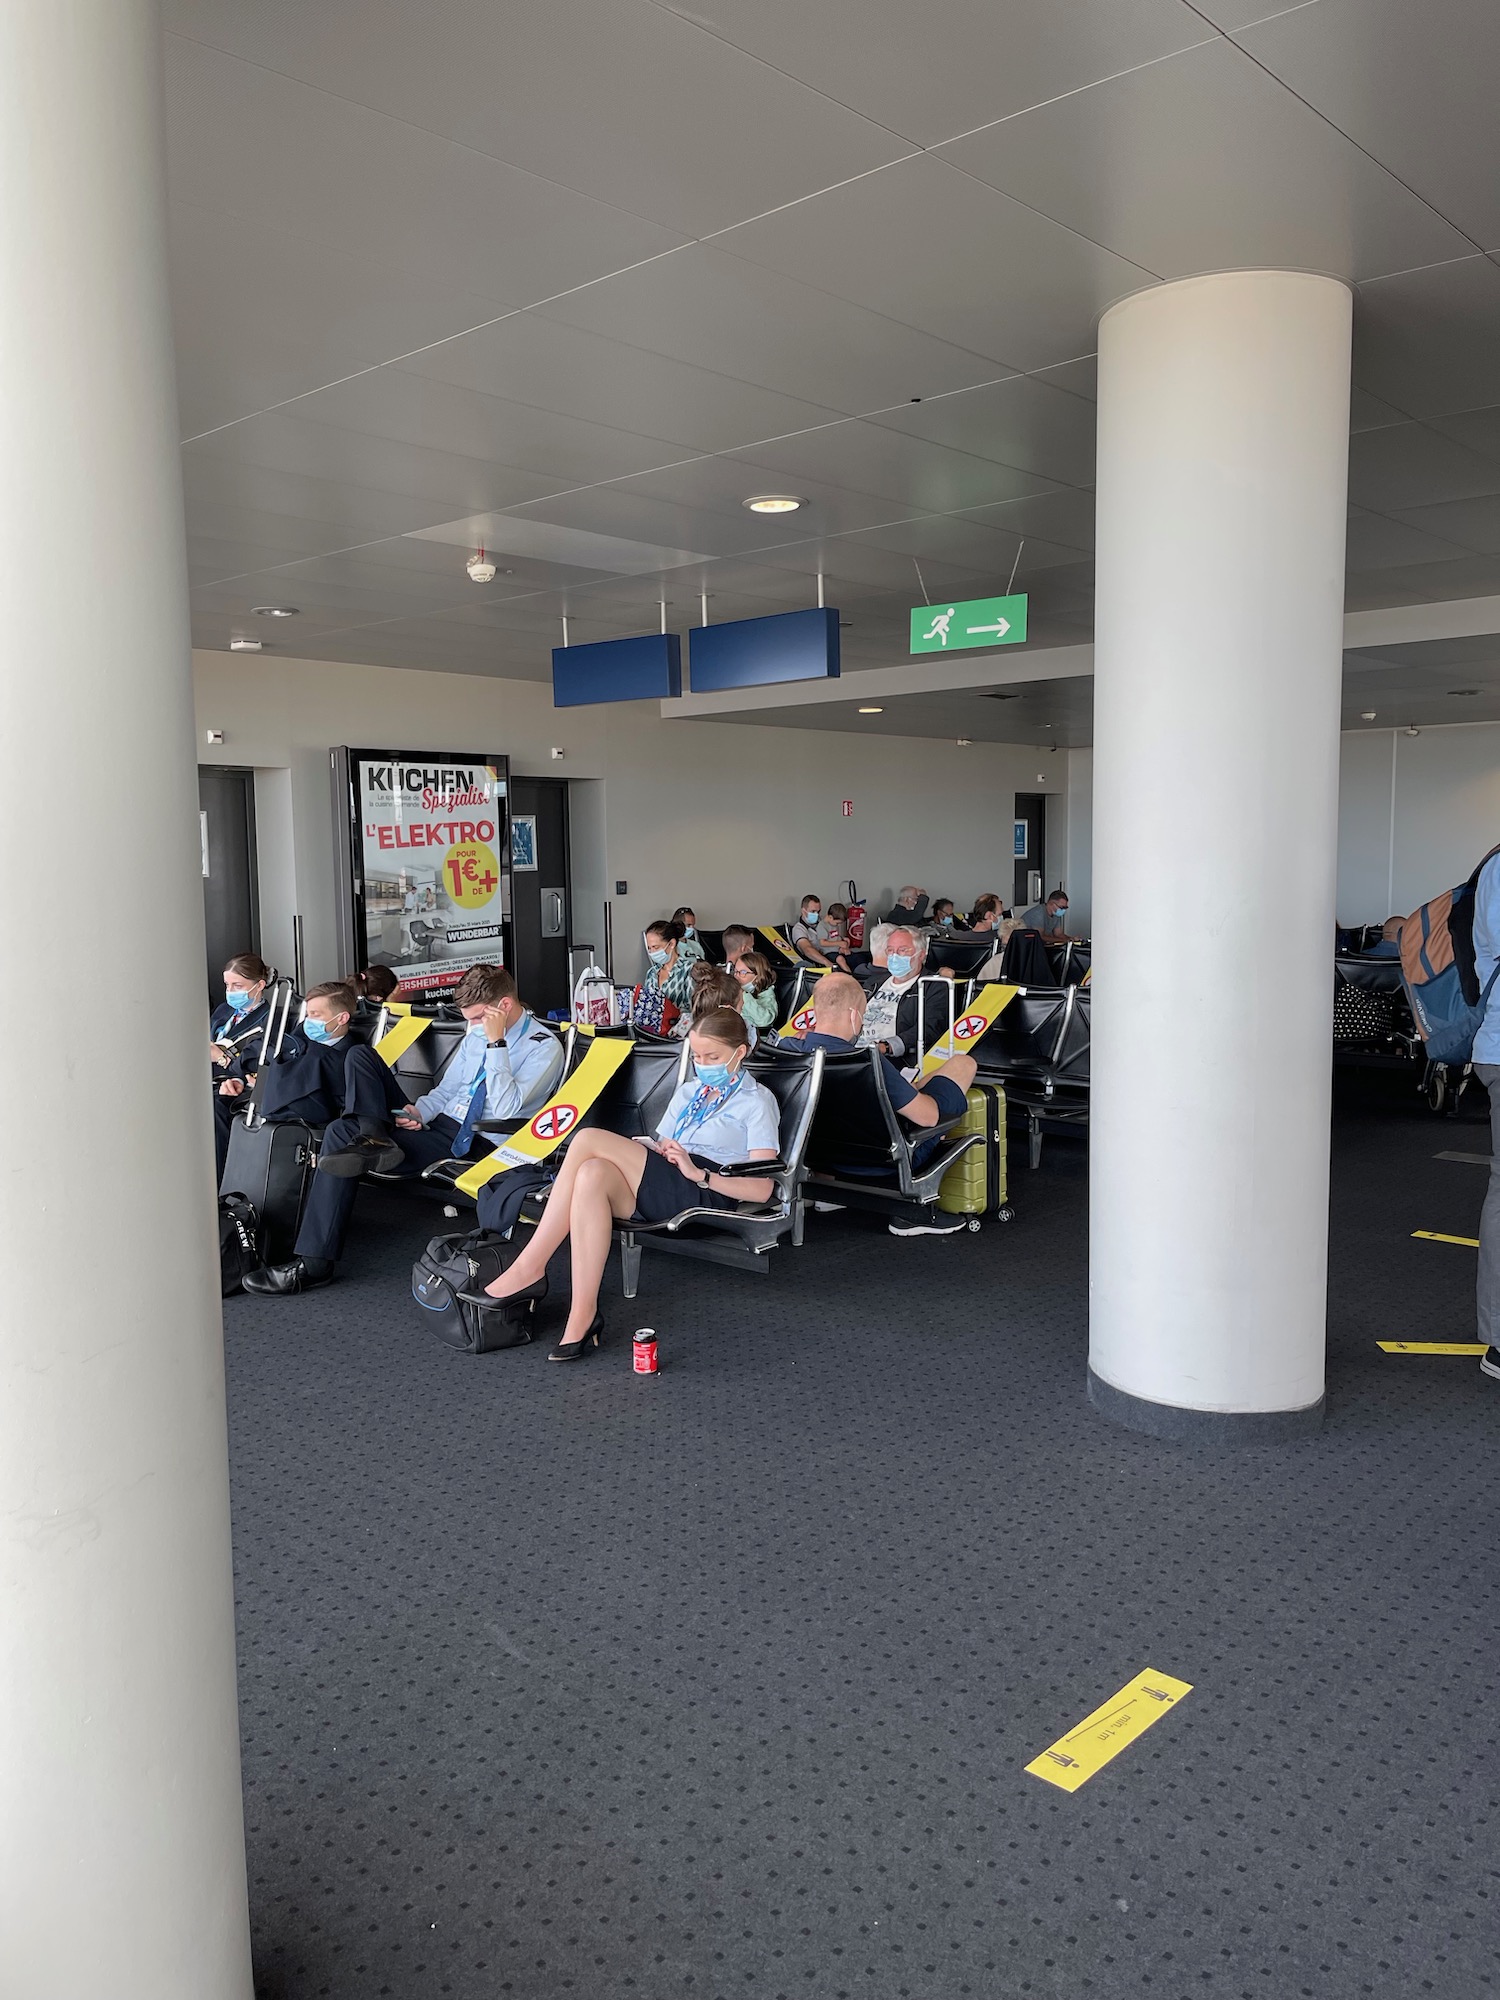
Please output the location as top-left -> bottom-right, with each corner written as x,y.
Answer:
169,199 -> 502,438
1346,422 -> 1500,512
649,0 -> 1209,147
1239,0 -> 1500,248
870,375 -> 1098,487
1341,575 -> 1438,612
1426,405 -> 1500,464
1354,553 -> 1500,600
396,316 -> 846,455
1384,494 -> 1500,557
164,36 -> 686,315
1361,634 -> 1500,668
713,154 -> 1155,372
1354,257 -> 1500,418
534,245 -> 1014,412
163,0 -> 911,237
283,367 -> 694,488
937,38 -> 1471,283
1344,505 -> 1475,571
725,422 -> 1063,514
953,488 -> 1097,551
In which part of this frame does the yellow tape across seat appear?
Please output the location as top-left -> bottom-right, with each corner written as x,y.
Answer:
453,1035 -> 635,1195
374,1013 -> 430,1065
758,925 -> 801,964
918,982 -> 1019,1078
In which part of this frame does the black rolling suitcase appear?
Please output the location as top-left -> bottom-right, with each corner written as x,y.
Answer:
220,1115 -> 319,1265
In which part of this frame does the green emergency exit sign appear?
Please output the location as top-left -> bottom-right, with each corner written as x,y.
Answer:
909,593 -> 1028,654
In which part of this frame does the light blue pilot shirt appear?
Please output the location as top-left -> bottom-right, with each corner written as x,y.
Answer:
416,1013 -> 565,1125
654,1071 -> 781,1165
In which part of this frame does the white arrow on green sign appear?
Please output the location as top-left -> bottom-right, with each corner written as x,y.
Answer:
909,593 -> 1028,654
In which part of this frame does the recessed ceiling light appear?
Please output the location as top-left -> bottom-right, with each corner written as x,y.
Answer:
744,494 -> 804,514
229,636 -> 263,652
1449,687 -> 1480,696
858,705 -> 884,714
1360,710 -> 1378,721
250,604 -> 298,617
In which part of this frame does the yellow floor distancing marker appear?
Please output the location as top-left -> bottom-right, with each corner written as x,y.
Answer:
1377,1340 -> 1487,1355
1412,1230 -> 1480,1247
1025,1669 -> 1192,1793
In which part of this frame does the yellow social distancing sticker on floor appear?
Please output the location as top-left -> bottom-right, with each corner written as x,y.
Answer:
1412,1230 -> 1480,1247
1025,1670 -> 1193,1793
1377,1340 -> 1487,1355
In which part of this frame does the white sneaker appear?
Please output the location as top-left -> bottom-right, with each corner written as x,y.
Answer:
888,1215 -> 967,1237
1481,1346 -> 1500,1381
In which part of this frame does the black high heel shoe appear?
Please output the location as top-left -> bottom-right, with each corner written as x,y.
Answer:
458,1273 -> 548,1312
546,1313 -> 604,1363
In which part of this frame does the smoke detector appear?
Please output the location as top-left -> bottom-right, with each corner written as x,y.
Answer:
467,548 -> 498,584
229,636 -> 263,652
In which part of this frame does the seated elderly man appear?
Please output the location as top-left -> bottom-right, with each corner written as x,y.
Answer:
857,926 -> 935,1060
779,972 -> 976,1237
882,885 -> 929,925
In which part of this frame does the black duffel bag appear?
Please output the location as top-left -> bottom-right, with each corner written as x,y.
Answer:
412,1230 -> 538,1352
219,1192 -> 262,1296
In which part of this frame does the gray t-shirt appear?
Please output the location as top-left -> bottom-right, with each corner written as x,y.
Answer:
1020,903 -> 1067,935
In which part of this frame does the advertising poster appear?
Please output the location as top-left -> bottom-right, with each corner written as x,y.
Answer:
342,750 -> 510,999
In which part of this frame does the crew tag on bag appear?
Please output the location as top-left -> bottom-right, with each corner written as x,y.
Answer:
374,1012 -> 431,1066
454,1035 -> 634,1194
918,983 -> 1018,1078
758,926 -> 801,963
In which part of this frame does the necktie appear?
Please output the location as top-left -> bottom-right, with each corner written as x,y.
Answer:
451,1065 -> 489,1157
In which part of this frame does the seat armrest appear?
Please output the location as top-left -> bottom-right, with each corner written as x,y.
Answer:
714,1158 -> 789,1177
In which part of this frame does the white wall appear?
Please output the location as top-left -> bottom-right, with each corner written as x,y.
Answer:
1337,722 -> 1500,923
193,651 -> 1074,984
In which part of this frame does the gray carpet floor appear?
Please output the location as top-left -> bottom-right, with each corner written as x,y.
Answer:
226,1072 -> 1499,1999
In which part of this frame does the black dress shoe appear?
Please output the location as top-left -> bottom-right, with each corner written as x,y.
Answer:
317,1133 -> 405,1178
546,1313 -> 604,1362
242,1257 -> 336,1295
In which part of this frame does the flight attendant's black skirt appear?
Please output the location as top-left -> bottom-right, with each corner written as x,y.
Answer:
630,1144 -> 739,1223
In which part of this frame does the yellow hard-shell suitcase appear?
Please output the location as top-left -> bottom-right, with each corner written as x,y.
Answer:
937,1082 -> 1013,1221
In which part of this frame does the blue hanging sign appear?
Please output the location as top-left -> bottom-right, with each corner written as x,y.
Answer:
552,632 -> 682,707
689,607 -> 840,693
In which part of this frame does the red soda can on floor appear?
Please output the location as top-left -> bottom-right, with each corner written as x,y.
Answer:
633,1328 -> 659,1375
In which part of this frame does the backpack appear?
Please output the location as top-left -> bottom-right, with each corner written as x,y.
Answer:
1400,843 -> 1500,1066
218,1192 -> 262,1296
411,1230 -> 537,1352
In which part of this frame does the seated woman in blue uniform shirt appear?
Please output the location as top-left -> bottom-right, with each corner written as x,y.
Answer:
210,951 -> 275,1178
471,1008 -> 780,1363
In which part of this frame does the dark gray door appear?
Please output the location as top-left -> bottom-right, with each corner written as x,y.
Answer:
200,766 -> 258,1000
1012,792 -> 1046,910
508,777 -> 571,1016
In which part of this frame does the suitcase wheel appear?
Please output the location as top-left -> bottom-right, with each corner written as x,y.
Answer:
965,1215 -> 981,1232
995,1205 -> 1015,1223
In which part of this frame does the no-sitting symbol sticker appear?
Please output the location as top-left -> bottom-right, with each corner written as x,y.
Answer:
530,1102 -> 579,1142
953,1013 -> 988,1041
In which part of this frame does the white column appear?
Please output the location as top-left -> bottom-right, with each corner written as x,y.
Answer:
0,5 -> 254,1994
1089,271 -> 1351,1440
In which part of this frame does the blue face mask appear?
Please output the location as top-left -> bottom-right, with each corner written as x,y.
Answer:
804,912 -> 821,931
940,914 -> 953,926
695,1059 -> 734,1089
648,946 -> 669,967
302,1017 -> 335,1043
225,987 -> 254,1012
887,952 -> 914,980
682,925 -> 696,937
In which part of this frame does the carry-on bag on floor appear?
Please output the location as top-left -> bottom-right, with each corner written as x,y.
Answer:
412,1231 -> 537,1353
219,1191 -> 262,1295
220,1115 -> 319,1266
938,1082 -> 1013,1222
